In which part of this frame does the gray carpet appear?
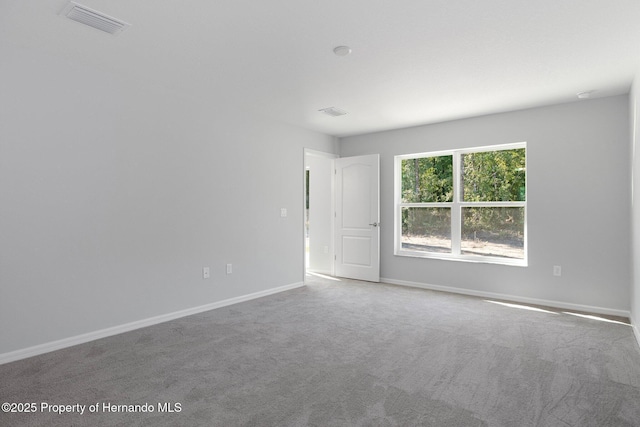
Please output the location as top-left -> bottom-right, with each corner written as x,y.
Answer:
1,275 -> 640,426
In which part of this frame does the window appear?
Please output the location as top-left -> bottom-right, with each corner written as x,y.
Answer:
395,143 -> 526,265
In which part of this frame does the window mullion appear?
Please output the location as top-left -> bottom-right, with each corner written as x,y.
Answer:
459,202 -> 526,208
451,152 -> 461,255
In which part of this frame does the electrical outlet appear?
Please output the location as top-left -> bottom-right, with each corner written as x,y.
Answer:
553,265 -> 562,277
226,263 -> 232,274
203,267 -> 210,279
280,208 -> 287,218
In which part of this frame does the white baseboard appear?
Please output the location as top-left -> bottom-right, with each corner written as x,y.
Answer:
0,282 -> 304,365
381,277 -> 631,318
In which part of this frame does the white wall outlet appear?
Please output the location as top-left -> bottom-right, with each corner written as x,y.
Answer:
226,263 -> 232,274
323,245 -> 329,254
203,267 -> 210,279
553,265 -> 562,277
280,208 -> 287,218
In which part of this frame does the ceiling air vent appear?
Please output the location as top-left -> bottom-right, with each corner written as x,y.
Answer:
61,2 -> 130,35
319,107 -> 347,117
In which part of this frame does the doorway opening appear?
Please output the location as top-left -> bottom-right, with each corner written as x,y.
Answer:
303,149 -> 337,277
305,168 -> 310,270
304,150 -> 380,282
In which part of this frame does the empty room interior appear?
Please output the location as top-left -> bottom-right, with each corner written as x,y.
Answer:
2,1 -> 640,426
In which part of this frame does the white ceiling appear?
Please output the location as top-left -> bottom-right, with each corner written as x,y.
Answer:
3,0 -> 640,137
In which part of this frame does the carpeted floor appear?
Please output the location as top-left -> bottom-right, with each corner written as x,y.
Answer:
1,275 -> 640,426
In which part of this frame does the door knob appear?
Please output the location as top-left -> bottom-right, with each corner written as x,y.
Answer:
369,222 -> 379,227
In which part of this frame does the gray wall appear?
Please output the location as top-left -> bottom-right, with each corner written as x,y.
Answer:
0,46 -> 337,355
630,81 -> 640,341
340,96 -> 631,313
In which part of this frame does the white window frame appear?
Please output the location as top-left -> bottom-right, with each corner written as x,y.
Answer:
394,142 -> 527,266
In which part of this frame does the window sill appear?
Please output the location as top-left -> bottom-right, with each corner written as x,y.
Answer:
395,249 -> 528,267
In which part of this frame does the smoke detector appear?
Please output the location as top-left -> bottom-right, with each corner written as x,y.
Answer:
319,107 -> 348,117
333,46 -> 352,57
61,2 -> 130,35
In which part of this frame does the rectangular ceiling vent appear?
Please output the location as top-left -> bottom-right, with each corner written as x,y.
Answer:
319,107 -> 347,117
61,2 -> 130,35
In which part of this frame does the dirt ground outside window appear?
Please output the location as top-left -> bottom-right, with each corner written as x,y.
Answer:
401,234 -> 524,259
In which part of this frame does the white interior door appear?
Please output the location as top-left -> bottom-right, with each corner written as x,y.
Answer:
335,154 -> 380,282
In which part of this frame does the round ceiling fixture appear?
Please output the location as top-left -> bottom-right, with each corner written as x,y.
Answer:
333,46 -> 352,56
